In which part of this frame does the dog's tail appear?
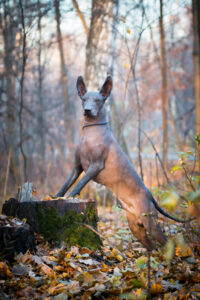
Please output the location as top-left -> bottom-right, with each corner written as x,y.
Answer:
151,196 -> 194,223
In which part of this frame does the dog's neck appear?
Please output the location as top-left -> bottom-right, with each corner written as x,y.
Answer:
83,106 -> 107,128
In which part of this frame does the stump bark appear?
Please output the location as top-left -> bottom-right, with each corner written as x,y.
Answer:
0,215 -> 35,261
2,198 -> 101,249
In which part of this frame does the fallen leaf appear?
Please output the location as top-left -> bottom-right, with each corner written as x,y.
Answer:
0,262 -> 12,278
151,283 -> 163,294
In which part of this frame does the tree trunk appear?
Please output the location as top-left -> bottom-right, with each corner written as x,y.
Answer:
37,0 -> 46,183
54,0 -> 74,162
192,0 -> 200,136
159,0 -> 168,168
85,0 -> 115,90
2,0 -> 20,184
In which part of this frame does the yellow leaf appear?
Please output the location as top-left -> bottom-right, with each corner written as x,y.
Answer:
111,248 -> 118,256
127,29 -> 131,34
161,190 -> 179,211
66,253 -> 71,259
124,63 -> 128,69
136,288 -> 142,295
151,283 -> 163,294
116,254 -> 123,262
101,262 -> 108,272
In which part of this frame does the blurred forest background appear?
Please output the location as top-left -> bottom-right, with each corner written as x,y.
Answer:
0,0 -> 200,205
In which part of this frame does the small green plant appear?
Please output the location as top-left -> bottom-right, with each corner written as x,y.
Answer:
170,135 -> 200,190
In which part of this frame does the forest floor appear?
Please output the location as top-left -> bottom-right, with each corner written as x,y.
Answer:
0,208 -> 200,300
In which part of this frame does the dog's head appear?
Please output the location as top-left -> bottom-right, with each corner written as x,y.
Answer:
76,76 -> 112,118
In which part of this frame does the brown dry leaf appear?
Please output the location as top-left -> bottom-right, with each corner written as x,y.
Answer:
193,274 -> 200,283
40,263 -> 55,277
54,265 -> 64,272
67,280 -> 81,294
47,283 -> 66,296
82,272 -> 95,286
188,204 -> 200,224
31,255 -> 43,265
0,262 -> 12,278
16,251 -> 32,264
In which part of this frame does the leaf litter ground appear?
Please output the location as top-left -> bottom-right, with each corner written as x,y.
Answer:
0,208 -> 200,299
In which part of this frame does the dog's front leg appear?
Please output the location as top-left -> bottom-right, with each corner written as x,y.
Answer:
69,162 -> 104,197
55,165 -> 83,197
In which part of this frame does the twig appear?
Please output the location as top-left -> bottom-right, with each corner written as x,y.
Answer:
141,129 -> 170,185
125,4 -> 145,181
182,166 -> 196,191
19,0 -> 28,182
79,223 -> 106,240
72,0 -> 89,36
155,155 -> 161,187
147,250 -> 152,300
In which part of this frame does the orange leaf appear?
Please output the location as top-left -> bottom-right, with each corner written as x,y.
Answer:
126,251 -> 133,258
0,262 -> 12,278
151,283 -> 163,294
44,195 -> 52,201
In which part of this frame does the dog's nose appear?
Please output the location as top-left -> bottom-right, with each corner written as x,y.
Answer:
84,109 -> 92,116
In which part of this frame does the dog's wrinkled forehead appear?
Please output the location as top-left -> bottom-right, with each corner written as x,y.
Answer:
82,91 -> 104,101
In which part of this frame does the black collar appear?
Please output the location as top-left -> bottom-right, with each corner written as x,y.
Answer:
82,121 -> 108,129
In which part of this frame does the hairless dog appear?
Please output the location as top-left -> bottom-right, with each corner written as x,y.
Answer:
56,76 -> 191,250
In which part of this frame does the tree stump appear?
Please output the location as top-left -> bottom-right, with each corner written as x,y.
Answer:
0,215 -> 36,262
2,198 -> 101,250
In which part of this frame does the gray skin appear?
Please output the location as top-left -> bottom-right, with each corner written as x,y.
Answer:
56,76 -> 187,250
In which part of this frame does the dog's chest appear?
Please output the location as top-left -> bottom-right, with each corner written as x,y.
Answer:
79,130 -> 109,170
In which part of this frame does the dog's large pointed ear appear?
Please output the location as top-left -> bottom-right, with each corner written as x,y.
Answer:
77,76 -> 87,98
100,76 -> 112,99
